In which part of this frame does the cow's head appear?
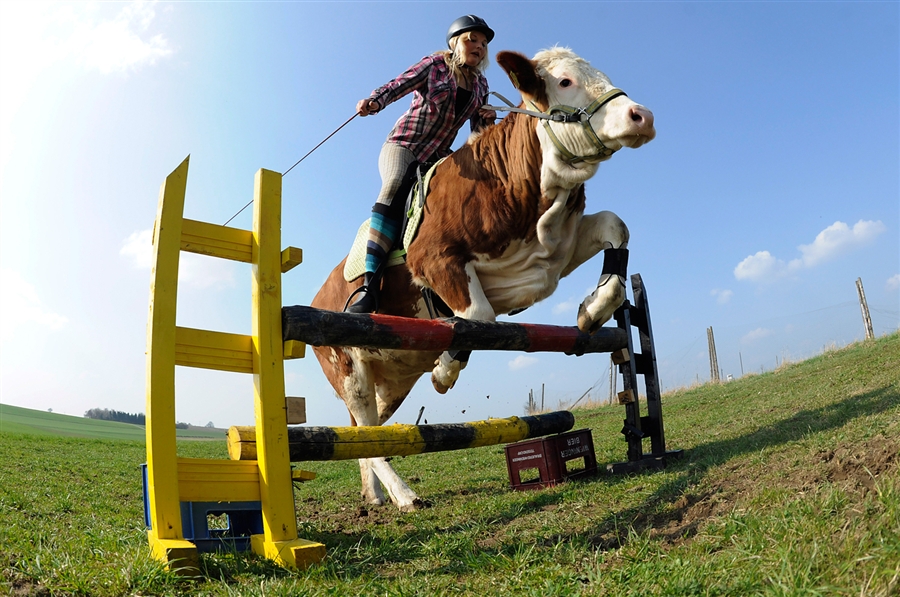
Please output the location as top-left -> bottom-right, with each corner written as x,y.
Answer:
497,48 -> 655,186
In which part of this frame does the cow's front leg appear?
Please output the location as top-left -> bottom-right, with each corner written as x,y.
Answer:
431,263 -> 493,393
431,350 -> 470,394
565,211 -> 630,333
577,246 -> 628,333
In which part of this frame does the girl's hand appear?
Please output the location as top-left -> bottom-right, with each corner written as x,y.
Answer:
478,107 -> 497,123
357,99 -> 380,116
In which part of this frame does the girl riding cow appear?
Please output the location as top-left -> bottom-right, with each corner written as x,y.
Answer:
347,15 -> 498,314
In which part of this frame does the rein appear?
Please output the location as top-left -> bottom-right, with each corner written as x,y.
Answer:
484,87 -> 627,165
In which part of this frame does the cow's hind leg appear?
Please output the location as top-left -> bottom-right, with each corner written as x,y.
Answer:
358,458 -> 385,506
349,366 -> 425,511
341,359 -> 389,506
431,263 -> 493,393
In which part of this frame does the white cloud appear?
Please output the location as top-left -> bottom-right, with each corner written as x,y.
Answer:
1,2 -> 173,175
552,299 -> 577,315
508,355 -> 538,371
554,286 -> 599,315
710,288 -> 733,304
121,229 -> 154,269
796,220 -> 886,268
0,268 -> 68,340
887,274 -> 900,292
734,220 -> 885,283
72,1 -> 172,75
734,251 -> 792,282
120,229 -> 236,290
742,328 -> 774,344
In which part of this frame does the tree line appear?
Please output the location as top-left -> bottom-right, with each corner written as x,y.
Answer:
83,408 -> 193,429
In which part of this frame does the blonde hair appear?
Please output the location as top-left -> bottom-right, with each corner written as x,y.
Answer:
442,31 -> 489,79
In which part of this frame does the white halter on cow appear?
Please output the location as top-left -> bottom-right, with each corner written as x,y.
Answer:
311,47 -> 656,511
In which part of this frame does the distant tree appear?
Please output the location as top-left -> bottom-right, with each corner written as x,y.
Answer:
47,408 -> 53,413
175,422 -> 189,429
84,408 -> 146,425
205,421 -> 215,428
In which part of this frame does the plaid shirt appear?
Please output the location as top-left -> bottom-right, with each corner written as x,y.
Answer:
370,54 -> 490,163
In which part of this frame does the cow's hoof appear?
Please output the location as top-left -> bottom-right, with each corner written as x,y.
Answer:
577,274 -> 626,333
362,494 -> 385,507
399,498 -> 431,513
431,373 -> 452,394
577,304 -> 603,334
432,352 -> 461,393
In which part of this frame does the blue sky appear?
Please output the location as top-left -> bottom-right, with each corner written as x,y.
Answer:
1,1 -> 897,430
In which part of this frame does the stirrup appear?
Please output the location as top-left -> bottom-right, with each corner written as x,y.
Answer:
344,285 -> 378,314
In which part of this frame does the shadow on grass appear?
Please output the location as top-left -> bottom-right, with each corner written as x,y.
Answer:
577,382 -> 900,548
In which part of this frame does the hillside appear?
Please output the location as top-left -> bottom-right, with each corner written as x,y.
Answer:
1,332 -> 898,596
0,403 -> 226,441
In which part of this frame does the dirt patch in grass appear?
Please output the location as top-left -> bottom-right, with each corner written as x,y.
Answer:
7,579 -> 50,597
819,435 -> 898,494
1,552 -> 50,597
589,434 -> 899,551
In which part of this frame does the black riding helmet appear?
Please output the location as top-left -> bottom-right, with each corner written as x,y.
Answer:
446,15 -> 495,47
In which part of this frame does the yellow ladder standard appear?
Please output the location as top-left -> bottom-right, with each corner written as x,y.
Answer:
144,156 -> 325,573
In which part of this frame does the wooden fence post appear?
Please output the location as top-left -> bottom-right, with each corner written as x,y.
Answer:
855,277 -> 874,340
707,326 -> 720,383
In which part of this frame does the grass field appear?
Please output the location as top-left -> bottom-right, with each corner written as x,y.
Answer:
1,333 -> 898,596
0,404 -> 226,441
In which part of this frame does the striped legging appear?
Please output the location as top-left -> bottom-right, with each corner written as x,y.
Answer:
365,142 -> 419,275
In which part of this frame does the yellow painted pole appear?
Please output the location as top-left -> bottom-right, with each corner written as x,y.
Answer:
225,414 -> 573,461
144,156 -> 199,572
249,168 -> 325,569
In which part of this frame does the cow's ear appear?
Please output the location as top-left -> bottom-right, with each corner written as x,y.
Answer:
496,51 -> 545,103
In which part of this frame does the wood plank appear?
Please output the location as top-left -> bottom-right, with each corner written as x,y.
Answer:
281,246 -> 303,273
145,156 -> 190,544
286,397 -> 306,425
175,327 -> 253,373
181,218 -> 252,262
177,458 -> 260,502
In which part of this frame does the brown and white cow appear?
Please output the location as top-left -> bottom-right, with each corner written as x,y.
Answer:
311,47 -> 655,511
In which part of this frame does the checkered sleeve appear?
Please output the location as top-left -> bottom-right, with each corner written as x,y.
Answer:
369,55 -> 436,112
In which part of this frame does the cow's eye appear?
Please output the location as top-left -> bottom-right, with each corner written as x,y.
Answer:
560,79 -> 572,88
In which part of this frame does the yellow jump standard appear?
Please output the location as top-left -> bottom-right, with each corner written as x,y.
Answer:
143,157 -> 323,574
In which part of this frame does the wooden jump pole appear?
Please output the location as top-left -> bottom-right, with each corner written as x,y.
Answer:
282,306 -> 629,355
227,411 -> 575,461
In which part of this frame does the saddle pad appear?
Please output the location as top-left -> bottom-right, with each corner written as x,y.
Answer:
343,159 -> 444,283
343,220 -> 408,282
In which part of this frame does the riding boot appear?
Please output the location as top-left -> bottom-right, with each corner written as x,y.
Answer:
346,271 -> 379,314
346,161 -> 417,314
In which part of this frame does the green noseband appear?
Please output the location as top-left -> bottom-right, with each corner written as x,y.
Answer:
531,88 -> 627,165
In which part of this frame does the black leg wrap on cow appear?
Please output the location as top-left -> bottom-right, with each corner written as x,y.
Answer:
601,248 -> 629,278
447,350 -> 471,364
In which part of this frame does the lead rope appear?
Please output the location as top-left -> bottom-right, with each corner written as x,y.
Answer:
482,91 -> 550,119
222,112 -> 359,226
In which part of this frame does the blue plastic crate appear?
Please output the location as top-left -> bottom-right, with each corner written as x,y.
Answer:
141,463 -> 263,553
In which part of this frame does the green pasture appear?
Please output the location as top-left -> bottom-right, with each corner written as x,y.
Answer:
0,404 -> 226,441
1,333 -> 898,596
